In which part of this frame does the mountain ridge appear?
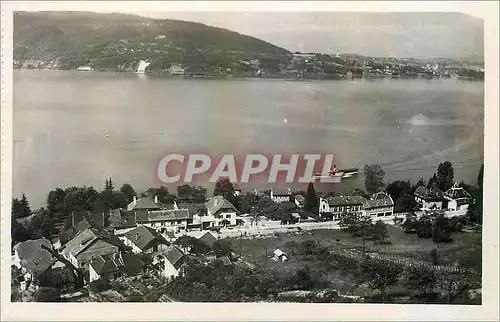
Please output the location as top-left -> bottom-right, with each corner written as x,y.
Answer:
14,11 -> 291,70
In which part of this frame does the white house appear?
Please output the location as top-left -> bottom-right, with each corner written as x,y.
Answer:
270,188 -> 292,203
205,196 -> 240,228
414,185 -> 444,210
152,245 -> 186,279
272,249 -> 289,262
363,192 -> 394,218
319,196 -> 365,220
294,195 -> 305,208
121,225 -> 170,254
135,209 -> 192,233
444,183 -> 473,211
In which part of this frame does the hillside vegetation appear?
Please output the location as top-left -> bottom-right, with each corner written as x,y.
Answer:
14,11 -> 291,71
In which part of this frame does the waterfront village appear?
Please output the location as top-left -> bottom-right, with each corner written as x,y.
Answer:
11,162 -> 483,303
15,51 -> 485,81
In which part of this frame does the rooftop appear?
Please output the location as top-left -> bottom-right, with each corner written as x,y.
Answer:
124,225 -> 170,251
90,252 -> 145,275
63,227 -> 126,257
14,239 -> 56,275
325,195 -> 367,207
205,196 -> 239,216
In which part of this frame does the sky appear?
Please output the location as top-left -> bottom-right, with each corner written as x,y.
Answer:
132,11 -> 484,59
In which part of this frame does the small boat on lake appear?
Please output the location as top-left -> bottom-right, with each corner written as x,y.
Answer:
313,166 -> 358,183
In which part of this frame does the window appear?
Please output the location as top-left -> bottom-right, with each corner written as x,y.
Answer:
385,212 -> 392,216
80,262 -> 86,267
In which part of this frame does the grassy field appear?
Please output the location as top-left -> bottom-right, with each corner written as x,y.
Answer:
230,226 -> 481,266
227,225 -> 482,297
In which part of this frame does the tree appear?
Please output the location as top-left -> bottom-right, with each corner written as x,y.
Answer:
62,186 -> 99,213
416,214 -> 433,238
145,186 -> 176,204
437,271 -> 471,304
394,193 -> 419,213
432,212 -> 453,244
364,164 -> 385,194
436,161 -> 454,191
402,213 -> 418,233
104,178 -> 114,192
213,239 -> 234,258
304,183 -> 318,214
177,185 -> 207,203
404,266 -> 437,297
12,194 -> 32,219
120,184 -> 136,203
213,177 -> 238,207
359,259 -> 402,303
386,180 -> 412,201
47,188 -> 66,215
372,220 -> 389,244
427,173 -> 438,189
24,209 -> 55,240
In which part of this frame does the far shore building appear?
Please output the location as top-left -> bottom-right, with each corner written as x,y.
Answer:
168,64 -> 185,75
363,192 -> 395,218
319,196 -> 365,220
414,185 -> 444,210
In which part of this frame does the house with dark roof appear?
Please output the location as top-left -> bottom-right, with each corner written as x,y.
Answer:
89,252 -> 145,282
151,245 -> 186,279
122,225 -> 170,254
205,196 -> 240,228
319,195 -> 365,220
108,208 -> 137,235
414,185 -> 444,210
13,239 -> 58,284
363,192 -> 395,218
56,211 -> 107,248
444,183 -> 473,211
135,209 -> 192,233
270,188 -> 292,203
62,227 -> 127,270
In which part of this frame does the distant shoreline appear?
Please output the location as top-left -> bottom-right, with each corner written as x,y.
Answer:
13,68 -> 485,82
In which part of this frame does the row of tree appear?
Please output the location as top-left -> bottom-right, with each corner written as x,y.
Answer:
365,162 -> 484,225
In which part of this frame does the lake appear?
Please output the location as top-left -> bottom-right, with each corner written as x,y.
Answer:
13,70 -> 484,208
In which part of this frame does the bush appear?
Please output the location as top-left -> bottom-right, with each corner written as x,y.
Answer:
34,287 -> 61,302
89,279 -> 111,293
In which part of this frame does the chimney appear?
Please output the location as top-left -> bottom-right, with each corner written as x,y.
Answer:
173,201 -> 179,210
133,196 -> 137,203
136,233 -> 141,240
154,195 -> 158,204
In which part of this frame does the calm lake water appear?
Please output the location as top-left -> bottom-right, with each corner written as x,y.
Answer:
13,70 -> 484,208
